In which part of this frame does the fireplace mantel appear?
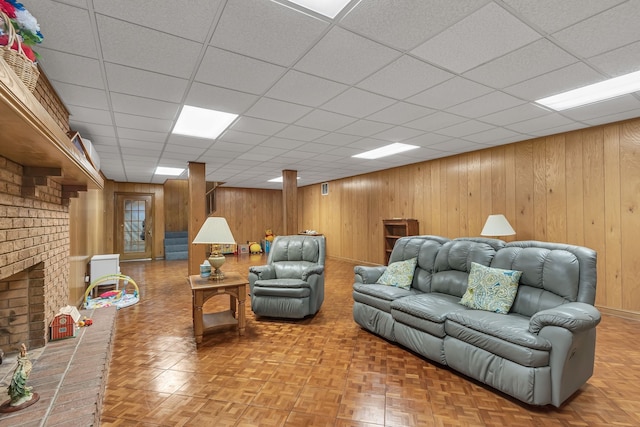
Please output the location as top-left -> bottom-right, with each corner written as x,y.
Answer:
0,60 -> 103,190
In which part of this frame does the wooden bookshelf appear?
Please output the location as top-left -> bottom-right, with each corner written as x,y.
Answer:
383,219 -> 419,264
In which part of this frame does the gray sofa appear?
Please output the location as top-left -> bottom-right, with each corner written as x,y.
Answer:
352,235 -> 601,407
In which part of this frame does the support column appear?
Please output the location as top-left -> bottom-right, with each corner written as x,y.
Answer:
188,162 -> 206,276
282,169 -> 298,235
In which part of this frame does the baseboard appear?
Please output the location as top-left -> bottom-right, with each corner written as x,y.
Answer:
326,255 -> 381,266
597,305 -> 640,321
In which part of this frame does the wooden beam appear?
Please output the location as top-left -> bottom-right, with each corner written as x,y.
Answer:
188,162 -> 207,276
282,169 -> 298,235
23,166 -> 62,177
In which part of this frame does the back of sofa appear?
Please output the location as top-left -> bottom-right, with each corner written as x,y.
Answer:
389,235 -> 450,293
491,241 -> 597,317
431,238 -> 505,297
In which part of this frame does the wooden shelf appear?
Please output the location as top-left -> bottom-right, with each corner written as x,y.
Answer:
0,60 -> 103,190
383,219 -> 419,264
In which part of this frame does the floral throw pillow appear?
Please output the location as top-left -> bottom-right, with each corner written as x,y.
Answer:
377,257 -> 418,290
460,262 -> 522,314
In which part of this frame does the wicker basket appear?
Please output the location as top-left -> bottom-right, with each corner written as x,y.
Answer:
0,12 -> 39,92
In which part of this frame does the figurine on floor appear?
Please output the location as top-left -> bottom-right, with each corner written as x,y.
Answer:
7,344 -> 35,407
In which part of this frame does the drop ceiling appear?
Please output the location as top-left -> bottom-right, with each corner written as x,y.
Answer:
31,0 -> 640,189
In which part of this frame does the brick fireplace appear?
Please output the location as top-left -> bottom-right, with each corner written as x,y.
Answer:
0,155 -> 70,352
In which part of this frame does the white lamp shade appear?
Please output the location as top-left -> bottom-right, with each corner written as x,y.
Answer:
481,214 -> 515,237
192,217 -> 236,244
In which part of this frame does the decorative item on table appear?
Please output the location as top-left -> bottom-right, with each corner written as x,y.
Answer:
199,259 -> 211,278
50,305 -> 81,341
249,242 -> 262,254
192,217 -> 236,280
0,343 -> 40,412
265,228 -> 275,243
0,0 -> 43,92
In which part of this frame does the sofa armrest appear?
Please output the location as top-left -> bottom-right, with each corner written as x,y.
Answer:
529,302 -> 601,334
354,265 -> 386,284
302,265 -> 324,281
248,265 -> 276,281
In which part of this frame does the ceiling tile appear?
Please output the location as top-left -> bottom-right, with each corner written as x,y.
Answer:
463,127 -> 524,145
294,27 -> 400,85
357,55 -> 454,99
427,139 -> 488,153
504,62 -> 605,100
552,1 -> 640,57
245,98 -> 312,123
588,41 -> 640,76
117,128 -> 167,143
404,112 -> 466,132
505,114 -> 577,134
464,39 -> 577,88
218,130 -> 269,145
366,102 -> 434,125
259,137 -> 307,150
38,49 -> 103,89
184,83 -> 258,115
237,147 -> 288,161
407,77 -> 493,110
195,47 -> 286,94
411,3 -> 540,73
29,1 -> 97,58
113,113 -> 172,133
480,103 -> 550,126
340,0 -> 489,50
53,82 -> 109,110
110,93 -> 180,120
503,0 -> 626,33
72,124 -> 116,139
559,95 -> 640,122
119,139 -> 164,150
276,125 -> 328,141
447,91 -> 525,118
211,0 -> 328,66
583,108 -> 640,126
266,70 -> 348,107
313,133 -> 363,146
435,120 -> 495,138
230,117 -> 288,136
105,63 -> 188,103
97,15 -> 202,78
68,105 -> 113,126
321,88 -> 396,118
93,0 -> 221,42
336,119 -> 394,137
371,126 -> 425,142
295,110 -> 357,132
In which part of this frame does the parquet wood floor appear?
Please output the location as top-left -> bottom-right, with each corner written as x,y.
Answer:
101,255 -> 640,426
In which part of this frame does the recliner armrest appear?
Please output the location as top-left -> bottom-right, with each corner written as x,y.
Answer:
354,265 -> 387,284
529,302 -> 601,334
249,265 -> 276,280
301,265 -> 324,281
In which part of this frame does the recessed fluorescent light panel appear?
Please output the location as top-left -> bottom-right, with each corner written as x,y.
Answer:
269,176 -> 301,183
535,70 -> 640,111
284,0 -> 352,18
172,105 -> 238,139
353,143 -> 419,160
155,167 -> 185,176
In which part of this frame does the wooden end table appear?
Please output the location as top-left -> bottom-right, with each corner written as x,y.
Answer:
188,272 -> 247,344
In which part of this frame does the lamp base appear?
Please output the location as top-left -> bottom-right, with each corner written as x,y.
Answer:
208,254 -> 226,281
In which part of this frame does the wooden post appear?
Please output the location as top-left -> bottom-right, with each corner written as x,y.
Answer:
282,169 -> 298,235
188,162 -> 206,276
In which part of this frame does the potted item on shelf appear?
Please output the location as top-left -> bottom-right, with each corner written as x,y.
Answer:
0,0 -> 43,92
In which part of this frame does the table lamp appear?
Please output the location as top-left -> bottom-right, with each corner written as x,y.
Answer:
192,217 -> 236,280
480,214 -> 515,238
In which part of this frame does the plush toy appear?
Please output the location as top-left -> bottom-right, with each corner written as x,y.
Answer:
265,229 -> 275,243
249,242 -> 262,254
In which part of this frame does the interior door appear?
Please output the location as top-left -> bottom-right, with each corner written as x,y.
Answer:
116,193 -> 153,260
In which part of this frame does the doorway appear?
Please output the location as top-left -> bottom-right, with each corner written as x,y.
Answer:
115,193 -> 153,260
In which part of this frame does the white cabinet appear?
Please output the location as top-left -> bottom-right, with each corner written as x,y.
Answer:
90,254 -> 120,296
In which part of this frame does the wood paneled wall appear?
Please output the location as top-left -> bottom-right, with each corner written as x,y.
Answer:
212,187 -> 283,246
163,179 -> 189,232
298,118 -> 640,317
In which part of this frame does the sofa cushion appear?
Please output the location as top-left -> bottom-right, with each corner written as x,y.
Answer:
445,310 -> 551,367
353,283 -> 417,313
391,293 -> 469,338
460,262 -> 522,314
377,257 -> 417,290
253,278 -> 311,298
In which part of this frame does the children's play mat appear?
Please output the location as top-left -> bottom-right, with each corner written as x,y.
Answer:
84,274 -> 140,310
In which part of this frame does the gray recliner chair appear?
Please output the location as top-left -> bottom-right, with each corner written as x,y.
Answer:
248,235 -> 325,319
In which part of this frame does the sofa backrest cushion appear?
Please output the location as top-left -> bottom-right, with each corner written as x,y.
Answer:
491,241 -> 597,317
389,235 -> 450,293
431,238 -> 505,297
269,235 -> 326,279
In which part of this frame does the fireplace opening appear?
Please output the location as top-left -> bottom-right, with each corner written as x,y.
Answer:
0,262 -> 46,354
